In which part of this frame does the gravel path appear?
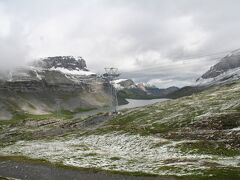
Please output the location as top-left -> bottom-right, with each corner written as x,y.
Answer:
0,160 -> 173,180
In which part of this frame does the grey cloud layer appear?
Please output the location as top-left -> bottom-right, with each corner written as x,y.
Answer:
0,0 -> 240,87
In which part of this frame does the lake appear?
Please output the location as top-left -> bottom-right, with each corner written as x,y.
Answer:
74,98 -> 168,119
118,98 -> 168,110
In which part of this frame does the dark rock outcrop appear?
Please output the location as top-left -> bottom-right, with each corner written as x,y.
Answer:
33,56 -> 88,71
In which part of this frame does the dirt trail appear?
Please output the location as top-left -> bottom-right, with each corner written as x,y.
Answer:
0,160 -> 171,180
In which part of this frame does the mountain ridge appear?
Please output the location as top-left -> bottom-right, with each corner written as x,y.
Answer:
113,79 -> 179,100
167,51 -> 240,99
200,49 -> 240,79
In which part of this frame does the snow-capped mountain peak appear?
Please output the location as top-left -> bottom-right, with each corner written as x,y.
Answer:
196,67 -> 240,86
1,56 -> 97,83
196,50 -> 240,86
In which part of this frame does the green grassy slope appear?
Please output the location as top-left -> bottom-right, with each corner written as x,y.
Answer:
96,81 -> 240,137
0,90 -> 111,121
0,81 -> 239,179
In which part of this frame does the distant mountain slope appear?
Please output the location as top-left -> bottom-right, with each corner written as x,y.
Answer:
1,77 -> 239,179
4,56 -> 96,83
166,85 -> 206,99
201,49 -> 240,79
196,49 -> 240,86
167,50 -> 240,99
115,49 -> 240,101
0,56 -> 111,120
113,79 -> 179,101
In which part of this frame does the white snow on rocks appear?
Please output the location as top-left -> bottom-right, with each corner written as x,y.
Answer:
50,67 -> 96,76
112,79 -> 129,90
230,127 -> 240,131
113,79 -> 128,84
196,67 -> 240,86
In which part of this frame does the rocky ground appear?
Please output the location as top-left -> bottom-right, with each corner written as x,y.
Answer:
0,81 -> 240,179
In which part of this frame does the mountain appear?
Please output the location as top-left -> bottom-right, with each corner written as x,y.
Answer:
113,79 -> 179,101
33,56 -> 88,71
0,55 -> 240,179
167,50 -> 240,99
201,49 -> 240,79
3,56 -> 96,83
1,72 -> 239,179
0,56 -> 111,120
165,85 -> 206,99
196,49 -> 240,86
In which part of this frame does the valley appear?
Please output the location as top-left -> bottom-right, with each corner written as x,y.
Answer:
0,80 -> 239,179
0,54 -> 240,180
1,1 -> 240,179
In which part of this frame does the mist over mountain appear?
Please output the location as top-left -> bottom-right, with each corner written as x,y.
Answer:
200,49 -> 240,79
0,56 -> 111,120
1,0 -> 240,87
196,49 -> 240,85
0,53 -> 240,180
167,51 -> 240,98
1,1 -> 240,179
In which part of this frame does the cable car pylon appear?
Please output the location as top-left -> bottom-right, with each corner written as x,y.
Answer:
103,67 -> 120,114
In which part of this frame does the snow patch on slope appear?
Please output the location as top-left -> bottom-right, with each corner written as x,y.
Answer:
112,79 -> 133,90
113,79 -> 128,84
0,133 -> 239,176
196,67 -> 240,86
50,67 -> 96,76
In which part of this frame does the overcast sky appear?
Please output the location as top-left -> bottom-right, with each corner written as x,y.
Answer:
1,0 -> 240,87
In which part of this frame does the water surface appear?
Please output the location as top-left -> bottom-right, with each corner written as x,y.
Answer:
75,98 -> 168,118
118,98 -> 168,110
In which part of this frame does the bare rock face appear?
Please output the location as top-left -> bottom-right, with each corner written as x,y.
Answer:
33,56 -> 88,71
201,50 -> 240,79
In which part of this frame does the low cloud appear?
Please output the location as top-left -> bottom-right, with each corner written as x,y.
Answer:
0,0 -> 240,87
0,3 -> 30,71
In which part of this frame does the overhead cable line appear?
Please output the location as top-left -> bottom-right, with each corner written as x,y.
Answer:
121,48 -> 240,74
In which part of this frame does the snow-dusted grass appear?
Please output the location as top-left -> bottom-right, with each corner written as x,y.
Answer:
95,81 -> 240,135
1,81 -> 240,177
0,133 -> 239,176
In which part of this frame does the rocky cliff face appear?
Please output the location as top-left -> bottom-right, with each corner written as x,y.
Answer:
33,56 -> 87,71
0,56 -> 111,120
